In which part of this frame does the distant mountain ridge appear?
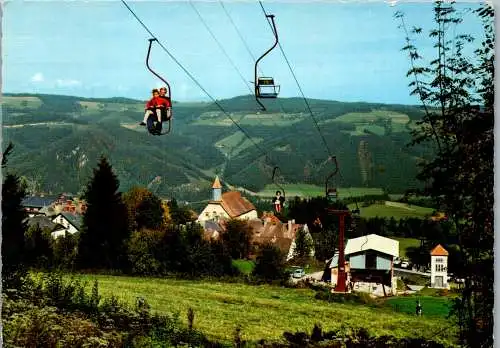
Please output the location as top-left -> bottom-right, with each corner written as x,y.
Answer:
2,93 -> 430,200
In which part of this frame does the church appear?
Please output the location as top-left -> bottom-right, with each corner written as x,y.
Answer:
196,176 -> 258,223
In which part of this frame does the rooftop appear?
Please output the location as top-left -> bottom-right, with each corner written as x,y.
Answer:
22,195 -> 59,208
430,244 -> 449,256
345,234 -> 399,258
212,175 -> 222,189
220,191 -> 256,218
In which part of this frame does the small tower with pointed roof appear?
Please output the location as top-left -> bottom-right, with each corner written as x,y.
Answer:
212,175 -> 222,202
430,244 -> 449,289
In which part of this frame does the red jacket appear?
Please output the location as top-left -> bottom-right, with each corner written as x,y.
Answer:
145,96 -> 168,110
159,95 -> 172,107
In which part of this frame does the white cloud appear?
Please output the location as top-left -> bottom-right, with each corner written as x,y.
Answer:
116,85 -> 129,92
55,79 -> 81,87
31,73 -> 44,83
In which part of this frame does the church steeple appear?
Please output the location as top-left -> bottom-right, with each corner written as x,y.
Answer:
212,175 -> 222,201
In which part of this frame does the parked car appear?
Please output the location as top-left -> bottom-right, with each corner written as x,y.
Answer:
292,268 -> 305,278
400,261 -> 410,269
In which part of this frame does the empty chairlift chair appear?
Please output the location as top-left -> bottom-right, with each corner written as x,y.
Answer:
254,14 -> 280,110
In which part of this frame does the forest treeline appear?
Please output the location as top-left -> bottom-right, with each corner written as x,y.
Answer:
3,93 -> 429,198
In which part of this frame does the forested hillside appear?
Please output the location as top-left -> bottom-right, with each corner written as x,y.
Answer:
2,93 -> 432,200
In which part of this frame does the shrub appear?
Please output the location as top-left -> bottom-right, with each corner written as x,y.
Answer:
314,289 -> 379,307
438,288 -> 449,296
251,243 -> 288,284
5,272 -> 224,347
127,229 -> 166,276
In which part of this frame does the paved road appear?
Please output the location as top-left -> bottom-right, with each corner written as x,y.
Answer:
394,268 -> 431,277
290,271 -> 324,283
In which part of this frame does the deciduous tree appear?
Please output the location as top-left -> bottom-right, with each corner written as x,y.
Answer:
396,3 -> 494,345
221,219 -> 253,260
123,186 -> 164,231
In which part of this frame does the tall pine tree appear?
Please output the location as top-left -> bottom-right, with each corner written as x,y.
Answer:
1,142 -> 28,290
77,156 -> 130,271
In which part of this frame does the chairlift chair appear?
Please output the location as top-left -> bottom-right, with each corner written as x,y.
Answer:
145,38 -> 172,136
325,157 -> 339,205
256,77 -> 280,99
254,14 -> 280,110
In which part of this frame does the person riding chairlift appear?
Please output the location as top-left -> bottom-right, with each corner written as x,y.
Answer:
139,88 -> 168,126
273,190 -> 285,213
158,87 -> 173,120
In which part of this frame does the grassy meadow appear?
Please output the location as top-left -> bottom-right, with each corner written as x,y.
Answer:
257,184 -> 385,199
3,96 -> 43,108
215,132 -> 264,156
67,274 -> 458,346
194,111 -> 304,127
393,237 -> 422,259
385,296 -> 454,318
347,202 -> 435,219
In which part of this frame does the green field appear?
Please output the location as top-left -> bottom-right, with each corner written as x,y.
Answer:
70,274 -> 457,345
195,111 -> 303,127
215,132 -> 264,156
79,101 -> 144,113
347,202 -> 434,219
257,184 -> 384,199
326,110 -> 414,136
385,296 -> 453,318
332,110 -> 410,124
393,237 -> 421,259
232,260 -> 255,275
3,96 -> 43,108
343,124 -> 387,136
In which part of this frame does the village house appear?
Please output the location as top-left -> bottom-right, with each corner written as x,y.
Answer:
22,193 -> 87,217
197,176 -> 258,224
51,212 -> 83,239
429,244 -> 450,289
201,219 -> 225,240
22,195 -> 59,217
248,212 -> 314,261
322,252 -> 351,286
24,215 -> 58,232
325,234 -> 399,296
52,193 -> 88,215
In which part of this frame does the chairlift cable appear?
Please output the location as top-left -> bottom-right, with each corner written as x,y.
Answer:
217,0 -> 290,181
218,0 -> 264,76
189,0 -> 254,95
258,1 -> 359,202
121,0 -> 280,181
258,0 -> 333,160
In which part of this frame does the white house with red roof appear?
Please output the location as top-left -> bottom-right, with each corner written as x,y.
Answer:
197,176 -> 258,223
430,244 -> 449,289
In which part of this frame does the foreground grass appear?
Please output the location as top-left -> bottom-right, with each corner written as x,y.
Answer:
385,296 -> 454,318
68,274 -> 458,346
232,260 -> 254,275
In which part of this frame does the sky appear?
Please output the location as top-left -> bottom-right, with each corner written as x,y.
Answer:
3,0 -> 488,104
